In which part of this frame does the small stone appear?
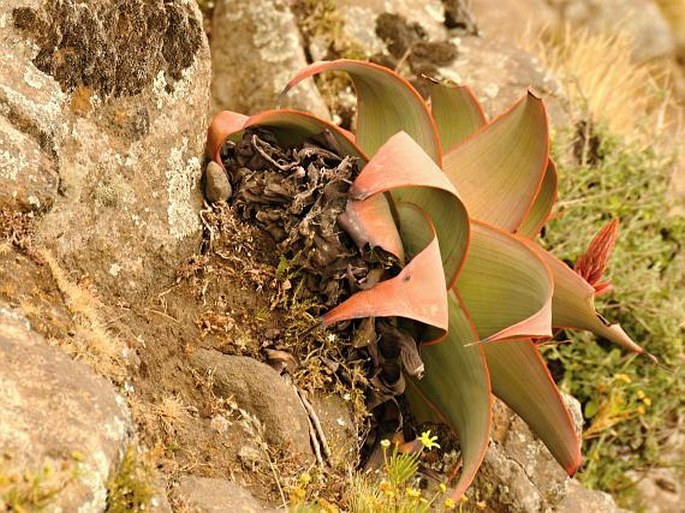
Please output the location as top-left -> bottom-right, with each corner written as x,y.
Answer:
238,445 -> 263,469
204,161 -> 232,203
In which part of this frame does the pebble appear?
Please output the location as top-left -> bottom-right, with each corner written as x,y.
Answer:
204,161 -> 232,203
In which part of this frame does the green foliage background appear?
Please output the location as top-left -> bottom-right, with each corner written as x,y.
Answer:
542,125 -> 685,507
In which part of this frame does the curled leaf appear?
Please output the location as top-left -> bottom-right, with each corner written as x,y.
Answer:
281,59 -> 441,162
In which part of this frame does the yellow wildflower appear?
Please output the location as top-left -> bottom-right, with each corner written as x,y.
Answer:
405,487 -> 421,498
419,430 -> 440,450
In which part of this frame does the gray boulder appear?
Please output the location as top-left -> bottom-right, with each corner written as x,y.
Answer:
0,0 -> 211,303
189,349 -> 313,462
210,0 -> 329,118
175,476 -> 277,513
0,305 -> 131,512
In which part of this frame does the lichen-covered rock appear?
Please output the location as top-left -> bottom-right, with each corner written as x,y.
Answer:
338,0 -> 449,42
0,115 -> 58,211
210,0 -> 329,118
189,349 -> 313,462
0,0 -> 211,303
547,0 -> 675,62
476,396 -> 582,512
0,304 -> 131,512
440,36 -> 566,122
554,480 -> 631,513
174,476 -> 277,513
311,1 -> 566,124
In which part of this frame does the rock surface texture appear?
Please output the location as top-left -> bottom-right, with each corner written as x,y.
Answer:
189,349 -> 314,461
546,0 -> 676,61
0,304 -> 131,512
175,476 -> 277,513
0,0 -> 211,303
210,0 -> 329,118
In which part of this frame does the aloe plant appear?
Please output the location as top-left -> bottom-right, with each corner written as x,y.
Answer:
206,60 -> 651,499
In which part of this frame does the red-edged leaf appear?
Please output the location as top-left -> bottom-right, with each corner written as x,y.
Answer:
443,91 -> 549,232
281,59 -> 441,162
518,159 -> 559,238
427,79 -> 486,152
323,204 -> 448,333
527,241 -> 649,356
455,221 -> 553,341
407,290 -> 491,500
206,110 -> 250,164
484,339 -> 582,475
351,131 -> 470,287
338,195 -> 405,264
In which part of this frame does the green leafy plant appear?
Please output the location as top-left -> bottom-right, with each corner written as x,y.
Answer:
206,59 -> 652,499
542,124 -> 684,504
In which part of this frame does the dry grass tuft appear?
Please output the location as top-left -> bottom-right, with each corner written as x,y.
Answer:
39,249 -> 128,381
523,24 -> 682,144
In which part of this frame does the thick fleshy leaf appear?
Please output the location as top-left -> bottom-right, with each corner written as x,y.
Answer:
407,290 -> 491,500
527,242 -> 649,356
484,339 -> 582,475
455,221 -> 553,341
323,204 -> 448,334
518,159 -> 559,238
206,110 -> 249,163
207,109 -> 362,162
281,59 -> 441,162
443,91 -> 549,232
427,79 -> 486,152
351,131 -> 470,287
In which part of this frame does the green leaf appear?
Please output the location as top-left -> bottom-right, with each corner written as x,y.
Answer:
483,339 -> 582,475
518,159 -> 559,238
350,131 -> 470,287
323,203 -> 448,334
407,290 -> 491,500
442,91 -> 549,232
455,221 -> 553,341
207,108 -> 364,161
427,79 -> 486,152
281,59 -> 441,162
526,242 -> 649,356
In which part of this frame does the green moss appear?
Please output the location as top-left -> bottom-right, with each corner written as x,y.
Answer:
541,123 -> 685,509
105,446 -> 154,513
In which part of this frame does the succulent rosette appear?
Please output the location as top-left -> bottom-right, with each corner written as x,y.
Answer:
206,60 -> 650,499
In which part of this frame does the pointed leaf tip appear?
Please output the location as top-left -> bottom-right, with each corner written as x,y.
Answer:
443,91 -> 549,232
281,59 -> 441,162
322,227 -> 448,333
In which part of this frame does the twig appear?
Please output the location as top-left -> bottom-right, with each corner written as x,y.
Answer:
297,389 -> 332,460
